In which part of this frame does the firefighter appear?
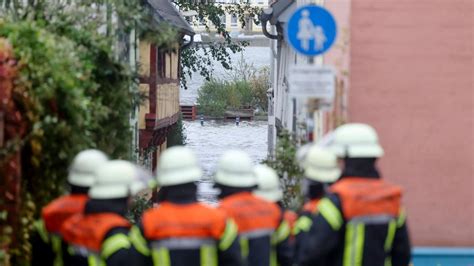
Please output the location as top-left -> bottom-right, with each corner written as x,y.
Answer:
253,164 -> 295,266
293,145 -> 341,264
298,123 -> 412,266
130,146 -> 242,266
60,160 -> 151,266
215,150 -> 281,266
31,149 -> 108,266
300,145 -> 342,214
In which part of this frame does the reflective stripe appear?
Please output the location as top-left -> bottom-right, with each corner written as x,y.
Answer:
34,219 -> 49,243
129,226 -> 150,256
384,220 -> 397,251
88,256 -> 97,266
151,238 -> 215,250
293,216 -> 312,235
343,222 -> 365,266
384,219 -> 397,266
350,215 -> 395,225
200,245 -> 217,266
397,209 -> 407,228
270,247 -> 277,266
101,234 -> 131,259
343,223 -> 354,266
318,198 -> 343,231
219,220 -> 238,251
240,229 -> 274,239
51,235 -> 64,266
274,221 -> 290,244
67,245 -> 102,266
354,223 -> 365,266
152,248 -> 170,266
68,244 -> 94,257
87,255 -> 104,266
240,237 -> 249,259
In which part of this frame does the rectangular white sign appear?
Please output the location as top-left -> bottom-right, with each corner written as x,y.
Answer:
288,65 -> 336,99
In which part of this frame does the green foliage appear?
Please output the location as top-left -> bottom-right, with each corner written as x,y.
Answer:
197,58 -> 270,116
227,58 -> 270,112
264,130 -> 304,210
197,79 -> 229,117
0,20 -> 96,264
197,79 -> 254,117
127,195 -> 152,224
167,114 -> 187,147
0,5 -> 137,262
0,20 -> 95,196
249,67 -> 270,112
175,0 -> 263,89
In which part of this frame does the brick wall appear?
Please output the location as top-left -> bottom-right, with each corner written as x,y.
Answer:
349,0 -> 473,245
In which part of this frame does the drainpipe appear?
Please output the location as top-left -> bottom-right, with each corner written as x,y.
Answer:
260,8 -> 281,40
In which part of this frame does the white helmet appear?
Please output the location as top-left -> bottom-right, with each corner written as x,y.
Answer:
295,143 -> 313,169
215,150 -> 256,187
156,146 -> 202,186
89,160 -> 152,199
304,146 -> 341,183
68,149 -> 108,187
320,123 -> 384,158
253,164 -> 282,202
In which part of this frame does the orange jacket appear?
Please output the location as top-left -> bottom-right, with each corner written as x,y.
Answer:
137,202 -> 242,266
61,213 -> 131,253
219,192 -> 281,234
302,199 -> 321,214
283,210 -> 298,231
142,202 -> 228,240
298,177 -> 409,266
42,194 -> 88,234
219,192 -> 282,266
330,177 -> 402,219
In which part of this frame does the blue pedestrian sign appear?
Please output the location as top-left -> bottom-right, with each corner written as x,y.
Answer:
285,5 -> 337,56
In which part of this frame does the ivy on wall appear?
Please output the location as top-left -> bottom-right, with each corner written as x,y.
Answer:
0,0 -> 263,264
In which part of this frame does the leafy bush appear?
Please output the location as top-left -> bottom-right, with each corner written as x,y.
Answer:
0,18 -> 135,264
250,67 -> 270,112
196,60 -> 269,117
197,80 -> 229,117
0,20 -> 97,264
127,195 -> 152,224
167,114 -> 187,147
264,130 -> 304,210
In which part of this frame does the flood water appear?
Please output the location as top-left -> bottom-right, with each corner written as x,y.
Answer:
184,120 -> 268,202
181,46 -> 271,202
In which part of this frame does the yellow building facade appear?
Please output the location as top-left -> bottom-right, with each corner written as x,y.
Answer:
137,0 -> 194,170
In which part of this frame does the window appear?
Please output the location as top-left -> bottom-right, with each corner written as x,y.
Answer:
231,15 -> 238,27
157,49 -> 166,79
220,15 -> 226,27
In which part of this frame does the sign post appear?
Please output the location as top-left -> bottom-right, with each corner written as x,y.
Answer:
285,4 -> 337,142
288,65 -> 335,101
285,5 -> 337,57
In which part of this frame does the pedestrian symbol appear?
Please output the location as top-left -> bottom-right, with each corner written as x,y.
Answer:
286,5 -> 337,56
